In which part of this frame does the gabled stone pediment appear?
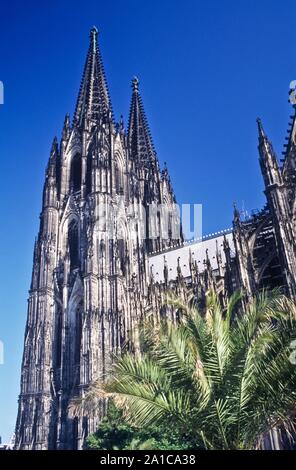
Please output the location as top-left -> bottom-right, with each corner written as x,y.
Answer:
65,127 -> 82,156
60,194 -> 80,223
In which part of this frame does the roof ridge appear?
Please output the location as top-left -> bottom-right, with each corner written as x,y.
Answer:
149,228 -> 233,256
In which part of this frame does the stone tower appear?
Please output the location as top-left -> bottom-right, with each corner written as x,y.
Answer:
231,112 -> 296,299
15,27 -> 178,450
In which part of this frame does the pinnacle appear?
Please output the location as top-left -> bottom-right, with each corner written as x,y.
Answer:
256,117 -> 267,144
50,136 -> 58,154
233,202 -> 240,219
128,77 -> 156,168
256,117 -> 263,132
73,28 -> 112,126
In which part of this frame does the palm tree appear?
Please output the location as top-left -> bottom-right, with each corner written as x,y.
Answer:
77,290 -> 296,450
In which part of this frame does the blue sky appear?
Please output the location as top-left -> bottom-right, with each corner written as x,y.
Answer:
0,0 -> 296,442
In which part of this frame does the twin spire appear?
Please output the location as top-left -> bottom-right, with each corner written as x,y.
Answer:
73,26 -> 156,167
128,76 -> 157,168
73,27 -> 112,126
73,27 -> 157,170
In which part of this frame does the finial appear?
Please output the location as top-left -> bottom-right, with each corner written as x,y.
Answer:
90,26 -> 98,52
132,76 -> 139,92
50,136 -> 58,155
233,202 -> 241,221
62,113 -> 70,140
162,161 -> 169,179
63,113 -> 70,128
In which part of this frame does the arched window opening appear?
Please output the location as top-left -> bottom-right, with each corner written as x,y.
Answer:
68,220 -> 79,270
86,155 -> 92,195
168,212 -> 173,240
55,311 -> 62,368
70,153 -> 81,192
117,239 -> 126,275
74,300 -> 83,364
259,256 -> 285,291
115,162 -> 123,194
252,220 -> 286,293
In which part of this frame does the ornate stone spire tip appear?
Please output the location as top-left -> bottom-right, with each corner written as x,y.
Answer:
90,26 -> 98,51
90,26 -> 98,37
63,113 -> 70,124
132,76 -> 139,91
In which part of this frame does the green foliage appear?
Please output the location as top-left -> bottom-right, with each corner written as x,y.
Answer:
85,402 -> 193,450
81,290 -> 296,450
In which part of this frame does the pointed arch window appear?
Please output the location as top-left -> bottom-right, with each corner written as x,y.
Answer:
70,153 -> 82,192
115,160 -> 123,194
259,255 -> 285,291
68,220 -> 79,270
86,154 -> 92,195
117,238 -> 126,275
74,299 -> 83,364
55,310 -> 62,368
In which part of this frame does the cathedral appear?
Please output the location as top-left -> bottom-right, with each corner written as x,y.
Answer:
15,27 -> 296,450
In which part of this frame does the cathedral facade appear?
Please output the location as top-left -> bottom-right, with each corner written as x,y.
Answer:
15,28 -> 296,450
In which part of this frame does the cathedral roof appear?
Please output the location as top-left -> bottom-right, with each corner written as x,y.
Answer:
149,229 -> 234,283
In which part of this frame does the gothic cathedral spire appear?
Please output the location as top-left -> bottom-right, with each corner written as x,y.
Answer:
73,26 -> 112,127
128,77 -> 157,169
257,117 -> 282,188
